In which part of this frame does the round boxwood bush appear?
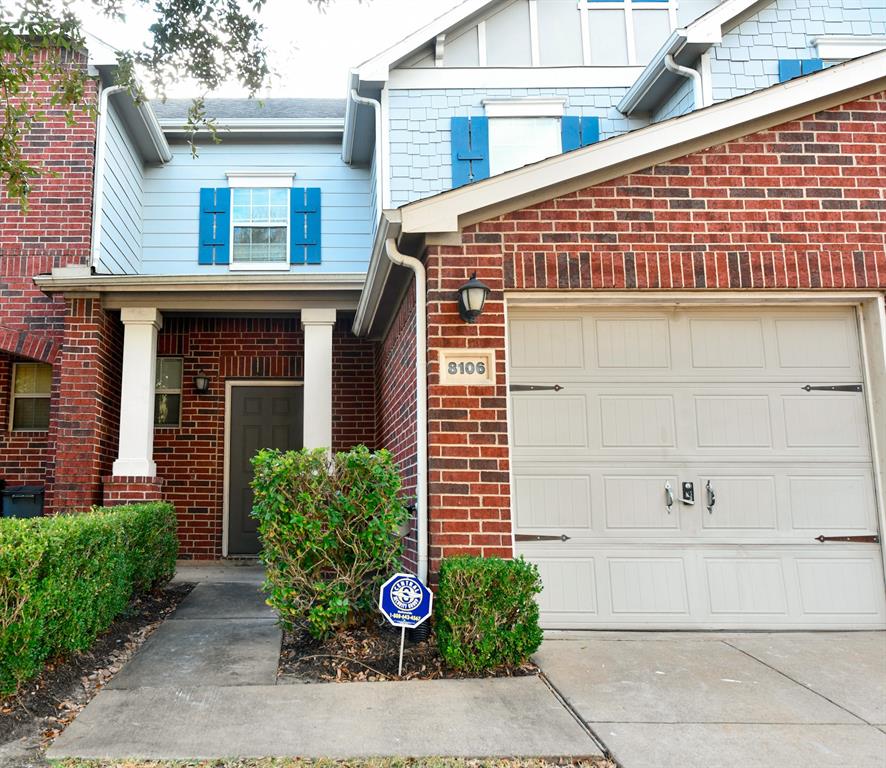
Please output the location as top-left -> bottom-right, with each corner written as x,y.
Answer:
435,555 -> 543,673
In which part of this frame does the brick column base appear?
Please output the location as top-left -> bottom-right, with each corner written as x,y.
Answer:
102,476 -> 165,506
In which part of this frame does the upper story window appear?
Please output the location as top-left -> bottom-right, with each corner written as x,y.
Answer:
9,362 -> 52,431
231,187 -> 289,269
581,0 -> 677,65
199,172 -> 321,269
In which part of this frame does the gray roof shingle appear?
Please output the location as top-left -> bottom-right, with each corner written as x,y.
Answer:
151,98 -> 346,121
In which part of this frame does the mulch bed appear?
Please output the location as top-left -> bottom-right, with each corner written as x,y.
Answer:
278,617 -> 538,683
0,582 -> 194,767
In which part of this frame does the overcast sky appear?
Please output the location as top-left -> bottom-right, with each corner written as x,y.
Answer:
75,0 -> 451,99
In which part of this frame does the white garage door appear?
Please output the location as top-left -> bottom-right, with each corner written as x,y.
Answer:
508,306 -> 886,629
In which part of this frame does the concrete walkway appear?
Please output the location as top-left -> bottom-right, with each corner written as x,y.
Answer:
536,631 -> 886,768
47,562 -> 601,761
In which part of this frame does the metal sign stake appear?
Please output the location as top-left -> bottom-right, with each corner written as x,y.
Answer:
398,626 -> 406,677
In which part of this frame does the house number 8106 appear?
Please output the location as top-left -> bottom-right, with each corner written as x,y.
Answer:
448,361 -> 486,375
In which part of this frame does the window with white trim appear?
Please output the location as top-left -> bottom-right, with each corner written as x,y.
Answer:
231,187 -> 289,269
154,358 -> 182,427
581,0 -> 678,66
489,117 -> 561,176
9,363 -> 52,431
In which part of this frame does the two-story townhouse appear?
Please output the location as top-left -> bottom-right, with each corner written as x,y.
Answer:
7,0 -> 886,630
340,0 -> 886,629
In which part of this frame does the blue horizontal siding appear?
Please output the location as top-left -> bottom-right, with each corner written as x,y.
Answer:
140,141 -> 372,275
97,99 -> 143,274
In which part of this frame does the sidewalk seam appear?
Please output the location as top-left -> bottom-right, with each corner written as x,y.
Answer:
721,640 -> 873,726
537,671 -> 614,762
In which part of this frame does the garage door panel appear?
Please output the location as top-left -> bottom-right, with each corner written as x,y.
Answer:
514,474 -> 592,530
690,318 -> 766,369
698,475 -> 778,530
512,395 -> 587,447
602,475 -> 681,530
535,559 -> 598,616
705,558 -> 788,615
774,316 -> 859,372
797,558 -> 884,615
509,317 -> 584,370
595,317 -> 671,369
782,395 -> 868,448
788,474 -> 875,531
694,395 -> 773,448
600,395 -> 677,448
608,558 -> 690,615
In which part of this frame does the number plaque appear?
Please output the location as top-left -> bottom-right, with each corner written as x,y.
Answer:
438,349 -> 495,386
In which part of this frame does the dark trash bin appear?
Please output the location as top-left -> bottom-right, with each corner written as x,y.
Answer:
1,485 -> 45,518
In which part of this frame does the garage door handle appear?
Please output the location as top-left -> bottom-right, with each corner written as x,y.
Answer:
514,534 -> 571,542
815,535 -> 879,543
705,480 -> 716,514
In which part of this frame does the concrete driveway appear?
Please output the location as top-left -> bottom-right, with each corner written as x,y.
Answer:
535,632 -> 886,768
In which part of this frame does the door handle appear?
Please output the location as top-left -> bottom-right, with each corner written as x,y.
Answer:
705,480 -> 716,514
665,481 -> 674,514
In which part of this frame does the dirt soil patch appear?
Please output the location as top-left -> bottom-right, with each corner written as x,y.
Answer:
278,618 -> 538,682
56,759 -> 616,768
0,582 -> 194,768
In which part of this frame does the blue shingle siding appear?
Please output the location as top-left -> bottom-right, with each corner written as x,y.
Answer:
140,142 -> 371,275
709,0 -> 886,102
96,99 -> 143,275
387,87 -> 647,207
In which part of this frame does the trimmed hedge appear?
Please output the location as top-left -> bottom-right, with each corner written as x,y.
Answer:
252,446 -> 409,639
0,502 -> 177,695
435,556 -> 543,673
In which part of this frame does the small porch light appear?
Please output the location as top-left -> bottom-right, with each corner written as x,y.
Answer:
193,370 -> 210,394
457,272 -> 490,323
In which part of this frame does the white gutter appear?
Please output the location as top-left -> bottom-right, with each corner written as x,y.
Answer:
664,53 -> 704,110
138,101 -> 173,162
90,84 -> 125,270
384,237 -> 428,584
350,89 -> 384,222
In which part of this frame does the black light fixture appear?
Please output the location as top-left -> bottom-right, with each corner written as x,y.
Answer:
194,369 -> 210,394
457,272 -> 490,323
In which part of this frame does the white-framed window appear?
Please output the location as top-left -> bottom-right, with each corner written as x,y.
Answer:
9,362 -> 52,431
581,0 -> 678,66
154,358 -> 182,428
230,187 -> 290,270
484,98 -> 565,177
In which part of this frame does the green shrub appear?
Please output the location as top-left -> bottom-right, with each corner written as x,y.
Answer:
435,556 -> 543,673
251,446 -> 409,639
0,501 -> 177,695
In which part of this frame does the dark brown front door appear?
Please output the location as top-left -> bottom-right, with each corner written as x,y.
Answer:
229,385 -> 303,555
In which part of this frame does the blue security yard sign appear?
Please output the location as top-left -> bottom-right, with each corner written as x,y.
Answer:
379,573 -> 433,628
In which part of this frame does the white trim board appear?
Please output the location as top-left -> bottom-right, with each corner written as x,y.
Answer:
387,66 -> 644,89
222,379 -> 303,557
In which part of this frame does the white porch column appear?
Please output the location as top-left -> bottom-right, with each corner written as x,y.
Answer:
112,307 -> 163,477
301,308 -> 336,451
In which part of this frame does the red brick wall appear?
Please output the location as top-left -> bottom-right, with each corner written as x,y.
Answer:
375,284 -> 419,571
421,91 -> 886,568
0,50 -> 99,511
153,315 -> 376,558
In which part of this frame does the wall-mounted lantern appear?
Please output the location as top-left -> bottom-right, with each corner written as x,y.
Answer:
193,369 -> 210,394
457,272 -> 490,323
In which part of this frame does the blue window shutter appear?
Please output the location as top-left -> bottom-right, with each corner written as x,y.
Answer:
580,116 -> 600,146
561,116 -> 581,152
451,116 -> 490,188
290,187 -> 321,265
802,58 -> 823,74
198,187 -> 230,265
778,59 -> 802,83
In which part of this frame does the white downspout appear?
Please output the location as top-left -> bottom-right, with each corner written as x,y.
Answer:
350,89 -> 384,223
664,53 -> 703,111
384,238 -> 428,584
90,84 -> 125,270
